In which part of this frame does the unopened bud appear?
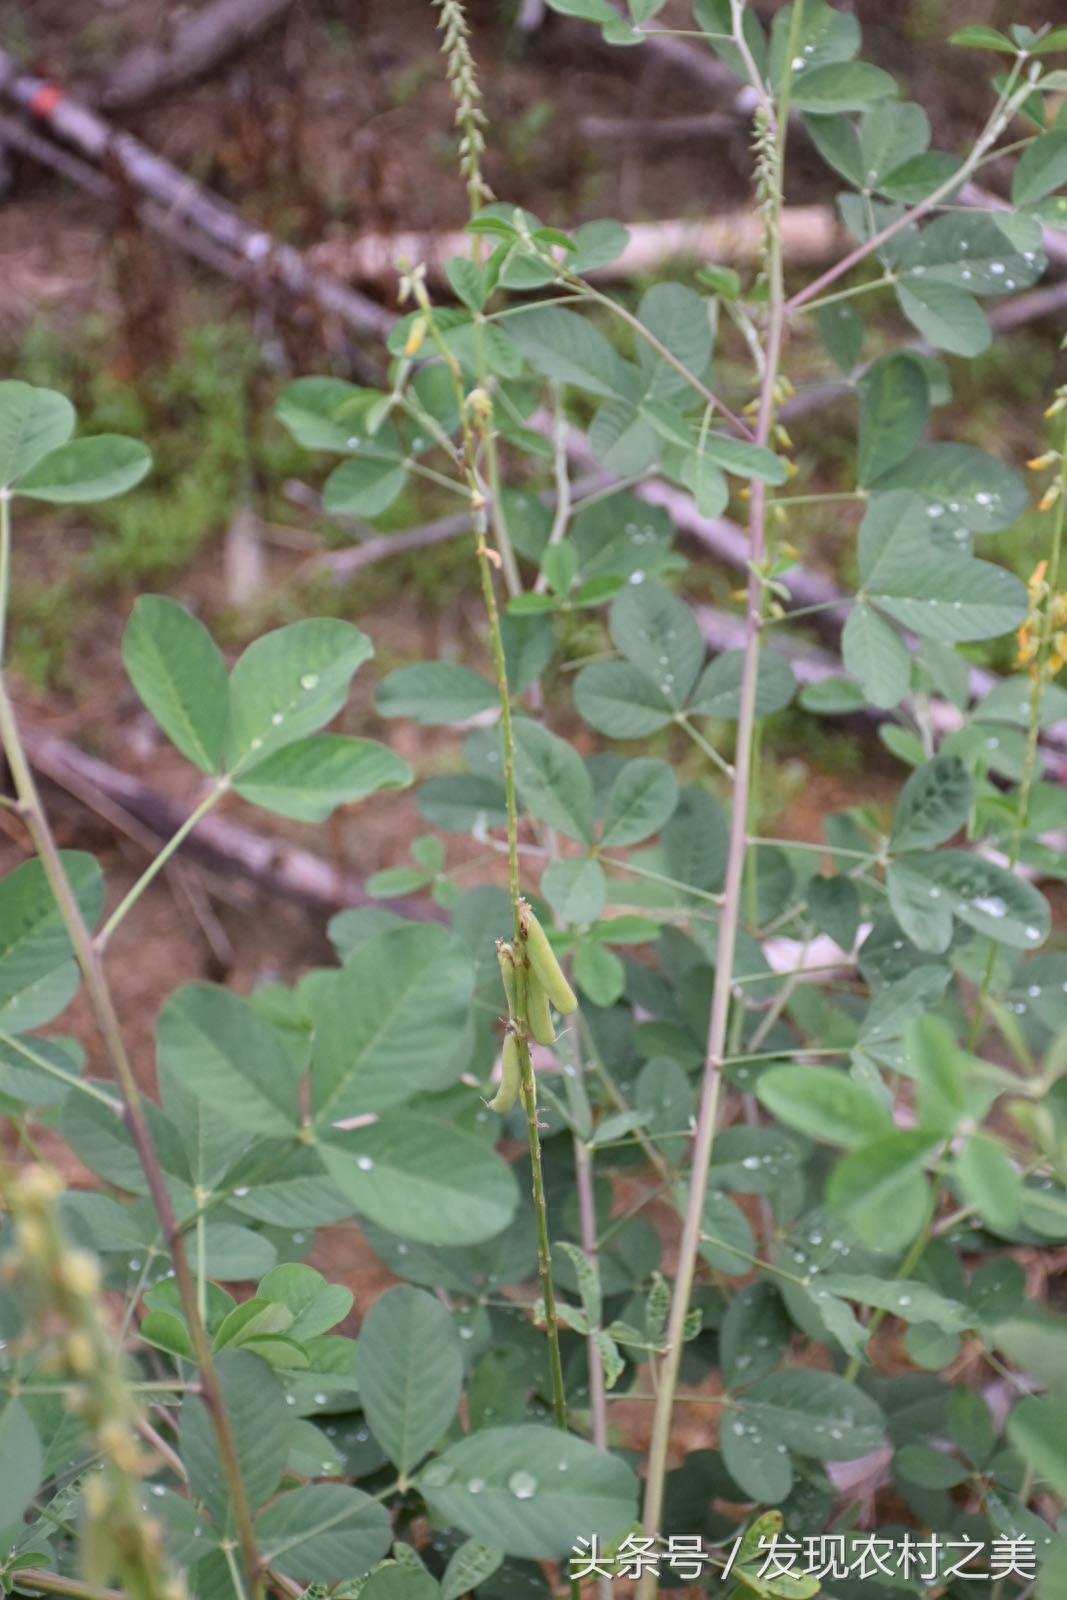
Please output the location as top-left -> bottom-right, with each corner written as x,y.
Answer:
60,1250 -> 101,1298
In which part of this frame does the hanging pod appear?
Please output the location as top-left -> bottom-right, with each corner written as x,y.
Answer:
486,1031 -> 521,1114
496,941 -> 519,1019
527,972 -> 557,1048
522,905 -> 578,1015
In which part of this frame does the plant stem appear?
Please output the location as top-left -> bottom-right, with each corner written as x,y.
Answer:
968,411 -> 1067,1047
783,56 -> 1028,318
96,782 -> 228,948
10,1573 -> 124,1600
635,10 -> 802,1586
0,499 -> 263,1600
0,1029 -> 123,1110
559,277 -> 755,440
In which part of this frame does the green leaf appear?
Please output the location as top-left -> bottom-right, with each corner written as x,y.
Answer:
873,448 -> 1027,532
255,1484 -> 392,1584
756,1066 -> 892,1148
994,1316 -> 1067,1394
688,650 -> 796,719
681,451 -> 730,517
0,853 -> 103,1031
842,604 -> 911,709
720,1281 -> 792,1388
513,720 -> 595,844
698,1190 -> 755,1274
320,1115 -> 518,1246
358,1287 -> 464,1474
0,1398 -> 42,1529
1007,1397 -> 1067,1499
950,25 -> 1015,51
701,433 -> 788,485
600,759 -> 678,847
885,858 -> 954,952
258,1264 -> 352,1339
1013,129 -> 1067,206
857,354 -> 929,484
312,926 -> 474,1120
227,619 -> 373,769
957,1135 -> 1023,1233
157,983 -> 301,1136
721,1411 -> 793,1503
818,1274 -> 971,1331
898,850 -> 1050,950
418,1425 -> 637,1560
827,1130 -> 938,1250
861,101 -> 932,188
122,597 -> 229,774
0,1033 -> 85,1106
909,1014 -> 965,1130
323,455 -> 407,518
17,435 -> 151,502
610,581 -> 705,706
808,875 -> 860,951
275,377 -> 365,451
894,1443 -> 972,1488
890,755 -> 972,852
573,661 -> 674,737
445,256 -> 488,312
818,302 -> 864,373
588,398 -> 660,475
857,492 -> 1027,642
359,1567 -> 440,1600
180,1350 -> 293,1520
0,381 -> 75,486
234,735 -> 410,822
508,305 -> 635,398
790,61 -> 897,113
567,219 -> 631,274
896,280 -> 990,356
541,856 -> 606,926
574,941 -> 625,1006
898,214 -> 1043,297
376,664 -> 499,725
771,0 -> 858,79
737,1370 -> 886,1459
441,1541 -> 504,1600
635,282 -> 713,400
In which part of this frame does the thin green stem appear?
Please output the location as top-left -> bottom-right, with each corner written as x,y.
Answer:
784,55 -> 1029,317
551,277 -> 754,440
676,714 -> 736,779
96,783 -> 228,948
969,412 -> 1067,1048
0,1030 -> 123,1111
0,507 -> 262,1599
636,11 -> 804,1588
793,273 -> 896,315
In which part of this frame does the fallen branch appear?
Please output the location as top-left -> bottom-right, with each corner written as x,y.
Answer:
308,206 -> 846,286
0,48 -> 392,341
578,112 -> 735,143
98,0 -> 296,111
20,725 -> 440,922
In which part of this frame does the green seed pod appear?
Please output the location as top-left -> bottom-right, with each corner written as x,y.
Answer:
523,907 -> 578,1015
486,1031 -> 521,1114
497,941 -> 519,1020
527,972 -> 556,1047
